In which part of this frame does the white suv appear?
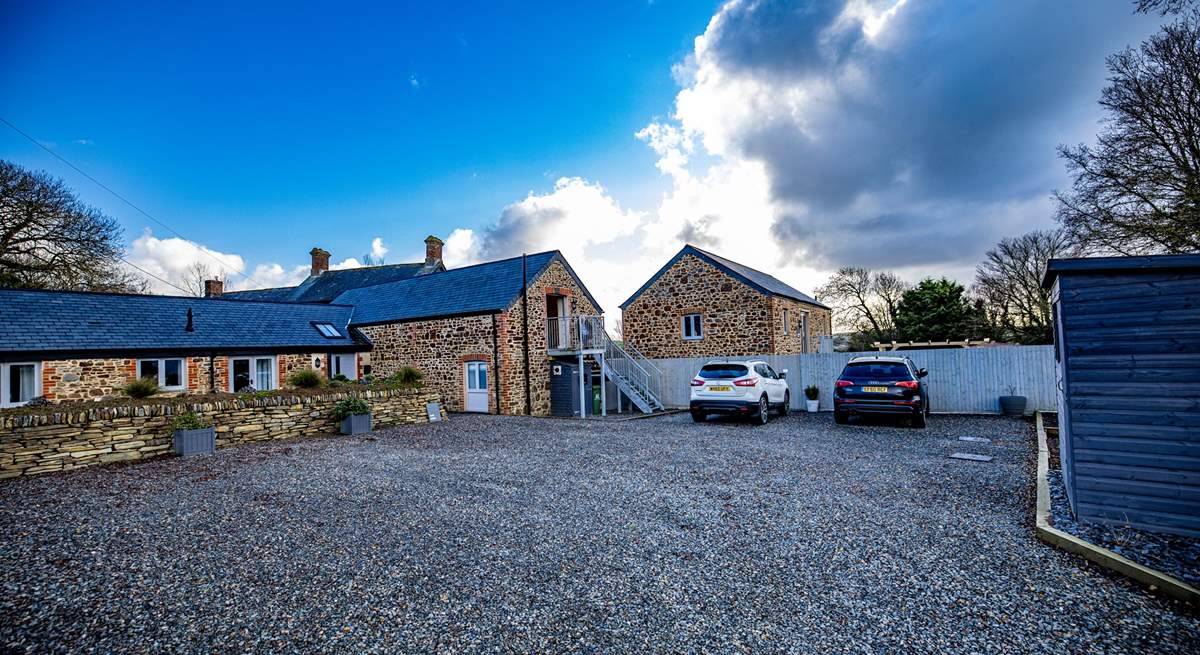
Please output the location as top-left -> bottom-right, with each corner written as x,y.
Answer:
689,360 -> 790,424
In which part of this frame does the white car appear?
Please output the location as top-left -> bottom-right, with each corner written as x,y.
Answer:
689,360 -> 790,424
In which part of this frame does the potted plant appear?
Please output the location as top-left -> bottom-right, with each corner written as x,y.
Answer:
333,396 -> 372,435
999,386 -> 1027,417
171,411 -> 215,456
804,385 -> 820,413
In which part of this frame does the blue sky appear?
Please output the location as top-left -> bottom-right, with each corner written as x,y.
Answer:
0,1 -> 1169,316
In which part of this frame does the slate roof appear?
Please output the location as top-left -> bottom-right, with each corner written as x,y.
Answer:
620,245 -> 830,310
0,288 -> 368,358
223,262 -> 438,303
336,251 -> 601,325
1041,253 -> 1200,288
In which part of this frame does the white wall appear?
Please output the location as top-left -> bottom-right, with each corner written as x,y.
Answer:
651,346 -> 1056,414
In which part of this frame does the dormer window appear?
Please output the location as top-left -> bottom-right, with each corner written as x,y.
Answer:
314,323 -> 341,338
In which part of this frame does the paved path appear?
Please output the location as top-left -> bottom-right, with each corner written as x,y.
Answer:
1,413 -> 1195,653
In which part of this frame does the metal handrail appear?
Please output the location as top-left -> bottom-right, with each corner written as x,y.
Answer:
545,314 -> 664,410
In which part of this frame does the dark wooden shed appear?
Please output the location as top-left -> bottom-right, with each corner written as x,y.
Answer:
1043,254 -> 1200,537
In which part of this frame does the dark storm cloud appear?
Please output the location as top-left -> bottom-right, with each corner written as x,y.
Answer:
698,0 -> 1162,269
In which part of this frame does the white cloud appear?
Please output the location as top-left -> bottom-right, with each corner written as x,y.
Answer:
370,237 -> 388,261
443,228 -> 481,268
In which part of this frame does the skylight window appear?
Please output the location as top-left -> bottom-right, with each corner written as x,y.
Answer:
314,323 -> 341,338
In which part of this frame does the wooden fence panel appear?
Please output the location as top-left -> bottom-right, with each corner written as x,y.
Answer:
650,345 -> 1056,414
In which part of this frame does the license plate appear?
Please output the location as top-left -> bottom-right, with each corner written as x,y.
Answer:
708,385 -> 733,392
862,386 -> 889,393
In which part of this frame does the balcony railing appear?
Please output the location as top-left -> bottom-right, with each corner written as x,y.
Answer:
546,315 -> 606,352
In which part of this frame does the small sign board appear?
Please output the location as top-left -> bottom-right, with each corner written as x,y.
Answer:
426,402 -> 443,422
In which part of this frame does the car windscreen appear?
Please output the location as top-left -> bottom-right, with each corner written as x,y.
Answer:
840,362 -> 912,381
698,364 -> 749,379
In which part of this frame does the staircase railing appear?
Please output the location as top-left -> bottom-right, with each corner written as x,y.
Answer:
545,315 -> 665,412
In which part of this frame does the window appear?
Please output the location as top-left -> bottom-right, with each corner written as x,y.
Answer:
229,356 -> 276,392
138,358 -> 186,390
682,314 -> 703,340
782,309 -> 790,335
1,362 -> 41,408
801,312 -> 810,352
698,363 -> 748,379
313,323 -> 341,338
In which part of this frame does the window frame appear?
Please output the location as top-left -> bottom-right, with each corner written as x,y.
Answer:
313,322 -> 341,339
1,361 -> 42,408
137,357 -> 188,391
782,308 -> 790,335
681,313 -> 704,340
801,311 -> 810,352
228,355 -> 277,392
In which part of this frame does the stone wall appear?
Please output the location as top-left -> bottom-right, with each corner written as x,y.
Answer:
623,254 -> 832,358
0,387 -> 444,479
358,315 -> 496,413
42,358 -> 135,401
499,259 -> 600,416
768,297 -> 834,355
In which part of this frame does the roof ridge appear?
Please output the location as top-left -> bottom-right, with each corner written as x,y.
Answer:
333,250 -> 562,299
0,286 -> 356,308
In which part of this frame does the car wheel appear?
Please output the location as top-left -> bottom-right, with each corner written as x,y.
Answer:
778,392 -> 790,417
691,410 -> 706,423
912,411 -> 927,428
757,395 -> 770,425
834,410 -> 849,425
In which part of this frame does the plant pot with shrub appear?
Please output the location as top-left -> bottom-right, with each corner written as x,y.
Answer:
333,397 -> 372,435
999,386 -> 1027,417
803,385 -> 820,413
171,411 -> 215,456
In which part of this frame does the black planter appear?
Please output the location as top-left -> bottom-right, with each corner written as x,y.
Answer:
999,395 -> 1027,417
173,426 -> 216,456
340,413 -> 373,435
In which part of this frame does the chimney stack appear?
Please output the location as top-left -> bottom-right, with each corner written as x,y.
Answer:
310,247 -> 331,277
203,279 -> 224,298
424,235 -> 444,269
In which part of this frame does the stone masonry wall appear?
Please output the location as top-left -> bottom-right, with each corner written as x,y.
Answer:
768,296 -> 833,355
358,315 -> 496,413
498,259 -> 600,416
622,254 -> 772,358
0,387 -> 444,479
42,358 -> 135,401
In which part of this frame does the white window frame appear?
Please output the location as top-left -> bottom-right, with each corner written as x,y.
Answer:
1,362 -> 42,408
681,313 -> 704,340
782,308 -> 790,335
228,355 -> 277,392
137,358 -> 188,391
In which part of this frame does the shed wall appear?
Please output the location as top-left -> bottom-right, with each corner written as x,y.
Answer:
1058,271 -> 1200,536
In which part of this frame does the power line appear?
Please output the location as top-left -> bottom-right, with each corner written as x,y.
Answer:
119,257 -> 193,295
1,117 -> 268,288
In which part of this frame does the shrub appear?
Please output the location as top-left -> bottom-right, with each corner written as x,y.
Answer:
332,374 -> 350,383
804,385 -> 820,401
287,368 -> 325,389
170,411 -> 211,431
390,366 -> 424,388
122,377 -> 160,399
332,396 -> 370,421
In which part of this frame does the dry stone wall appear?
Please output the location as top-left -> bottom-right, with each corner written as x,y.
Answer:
0,387 -> 444,479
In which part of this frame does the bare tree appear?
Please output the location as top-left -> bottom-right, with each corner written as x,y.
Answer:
1055,12 -> 1200,255
974,229 -> 1073,344
1135,0 -> 1195,15
815,267 -> 909,348
0,160 -> 146,292
179,261 -> 223,297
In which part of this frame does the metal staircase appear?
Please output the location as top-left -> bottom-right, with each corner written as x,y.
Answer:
545,315 -> 665,414
601,332 -> 665,414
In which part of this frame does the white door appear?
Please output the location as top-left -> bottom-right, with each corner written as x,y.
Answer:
332,354 -> 357,380
464,361 -> 489,413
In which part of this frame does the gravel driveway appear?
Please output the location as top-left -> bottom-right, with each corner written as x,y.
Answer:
1,413 -> 1196,653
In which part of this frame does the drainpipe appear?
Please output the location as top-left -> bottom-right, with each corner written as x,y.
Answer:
522,253 -> 531,415
492,313 -> 501,414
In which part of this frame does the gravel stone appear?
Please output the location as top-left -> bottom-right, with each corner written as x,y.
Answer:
1,413 -> 1197,653
1048,469 -> 1200,588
